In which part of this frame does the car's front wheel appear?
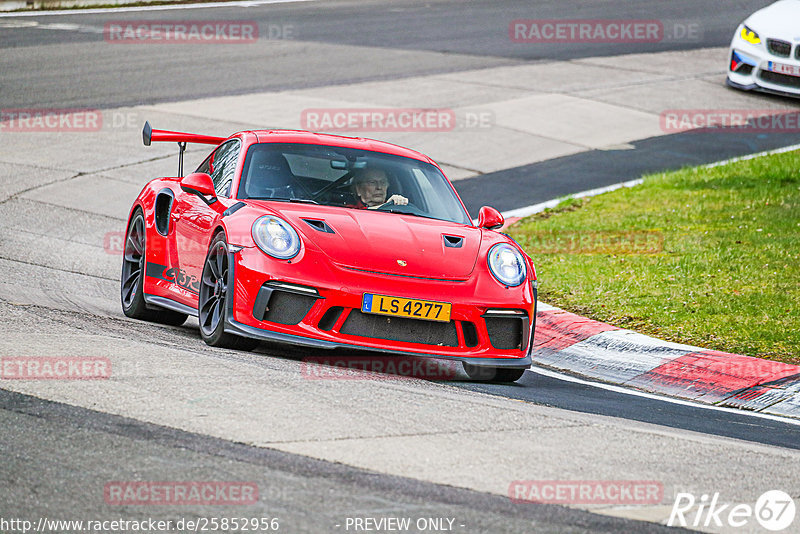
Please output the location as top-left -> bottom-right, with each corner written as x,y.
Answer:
198,232 -> 259,351
463,362 -> 525,383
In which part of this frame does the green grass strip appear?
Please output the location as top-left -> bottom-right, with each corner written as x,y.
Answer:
509,149 -> 800,364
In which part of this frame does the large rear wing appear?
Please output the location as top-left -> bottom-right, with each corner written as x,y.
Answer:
142,121 -> 227,177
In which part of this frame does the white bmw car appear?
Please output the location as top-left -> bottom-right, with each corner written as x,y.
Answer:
727,0 -> 800,98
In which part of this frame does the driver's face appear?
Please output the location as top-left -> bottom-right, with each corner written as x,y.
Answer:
355,171 -> 389,207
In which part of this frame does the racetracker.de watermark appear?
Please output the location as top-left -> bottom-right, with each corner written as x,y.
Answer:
1,109 -> 143,133
104,482 -> 258,505
509,19 -> 701,43
300,108 -> 457,132
103,20 -> 261,44
105,229 -> 259,255
0,109 -> 102,132
301,356 -> 460,381
509,480 -> 664,505
661,109 -> 800,134
1,357 -> 111,380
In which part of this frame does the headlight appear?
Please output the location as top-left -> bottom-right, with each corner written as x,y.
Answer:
252,216 -> 301,259
487,243 -> 526,287
740,25 -> 760,45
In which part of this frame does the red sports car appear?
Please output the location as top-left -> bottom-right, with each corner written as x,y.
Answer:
122,122 -> 537,382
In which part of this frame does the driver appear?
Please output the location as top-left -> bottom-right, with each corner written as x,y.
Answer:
351,168 -> 408,209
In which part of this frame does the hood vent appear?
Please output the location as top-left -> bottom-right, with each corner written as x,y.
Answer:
302,219 -> 335,234
443,234 -> 464,248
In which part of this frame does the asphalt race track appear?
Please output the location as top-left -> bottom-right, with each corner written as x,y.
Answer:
0,0 -> 781,108
2,1 -> 799,532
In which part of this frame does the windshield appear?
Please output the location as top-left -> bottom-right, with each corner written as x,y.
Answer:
237,143 -> 471,225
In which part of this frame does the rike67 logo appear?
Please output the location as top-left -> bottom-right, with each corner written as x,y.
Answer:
669,490 -> 796,531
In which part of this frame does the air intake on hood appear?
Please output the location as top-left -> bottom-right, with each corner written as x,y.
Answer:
443,235 -> 463,248
302,219 -> 335,234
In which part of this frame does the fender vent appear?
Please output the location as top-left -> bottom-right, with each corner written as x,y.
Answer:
154,190 -> 174,236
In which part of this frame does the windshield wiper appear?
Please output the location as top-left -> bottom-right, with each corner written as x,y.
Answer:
380,208 -> 438,220
267,198 -> 319,205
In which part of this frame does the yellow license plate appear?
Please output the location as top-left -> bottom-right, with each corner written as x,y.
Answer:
361,293 -> 451,322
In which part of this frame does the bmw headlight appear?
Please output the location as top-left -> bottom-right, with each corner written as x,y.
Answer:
252,216 -> 301,259
488,243 -> 526,287
740,25 -> 760,45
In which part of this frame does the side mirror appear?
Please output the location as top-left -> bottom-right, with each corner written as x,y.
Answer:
180,172 -> 217,205
478,206 -> 504,230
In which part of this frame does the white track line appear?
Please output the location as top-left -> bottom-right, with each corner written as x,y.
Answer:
703,142 -> 800,168
500,143 -> 800,220
0,0 -> 315,17
501,178 -> 643,219
531,366 -> 800,427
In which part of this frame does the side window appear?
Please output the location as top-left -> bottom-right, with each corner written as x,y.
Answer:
195,153 -> 212,175
208,140 -> 241,198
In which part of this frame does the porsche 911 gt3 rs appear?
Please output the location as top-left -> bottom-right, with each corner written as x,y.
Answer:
121,122 -> 537,382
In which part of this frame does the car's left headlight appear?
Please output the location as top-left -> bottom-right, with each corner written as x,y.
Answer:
740,24 -> 761,45
488,243 -> 526,287
252,215 -> 301,259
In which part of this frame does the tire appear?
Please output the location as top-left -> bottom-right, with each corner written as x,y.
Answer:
462,362 -> 525,383
198,232 -> 259,351
493,368 -> 526,383
121,209 -> 187,326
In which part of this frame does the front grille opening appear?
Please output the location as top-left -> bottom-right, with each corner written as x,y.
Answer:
461,321 -> 479,347
737,64 -> 754,76
256,290 -> 318,325
484,317 -> 524,350
318,306 -> 343,331
341,312 -> 458,347
759,70 -> 800,89
767,38 -> 791,58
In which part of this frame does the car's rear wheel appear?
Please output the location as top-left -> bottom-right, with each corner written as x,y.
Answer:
198,232 -> 259,351
121,209 -> 187,326
462,362 -> 525,383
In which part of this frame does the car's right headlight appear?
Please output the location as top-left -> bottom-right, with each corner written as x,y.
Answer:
740,24 -> 761,45
252,215 -> 301,259
487,243 -> 526,287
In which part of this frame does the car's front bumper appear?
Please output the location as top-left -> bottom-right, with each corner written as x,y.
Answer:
727,30 -> 800,97
223,247 -> 537,369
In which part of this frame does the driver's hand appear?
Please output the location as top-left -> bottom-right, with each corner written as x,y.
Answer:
387,194 -> 408,206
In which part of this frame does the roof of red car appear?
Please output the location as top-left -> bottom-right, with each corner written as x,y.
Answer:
247,130 -> 435,164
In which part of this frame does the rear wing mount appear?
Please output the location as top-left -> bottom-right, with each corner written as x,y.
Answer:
142,121 -> 226,177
